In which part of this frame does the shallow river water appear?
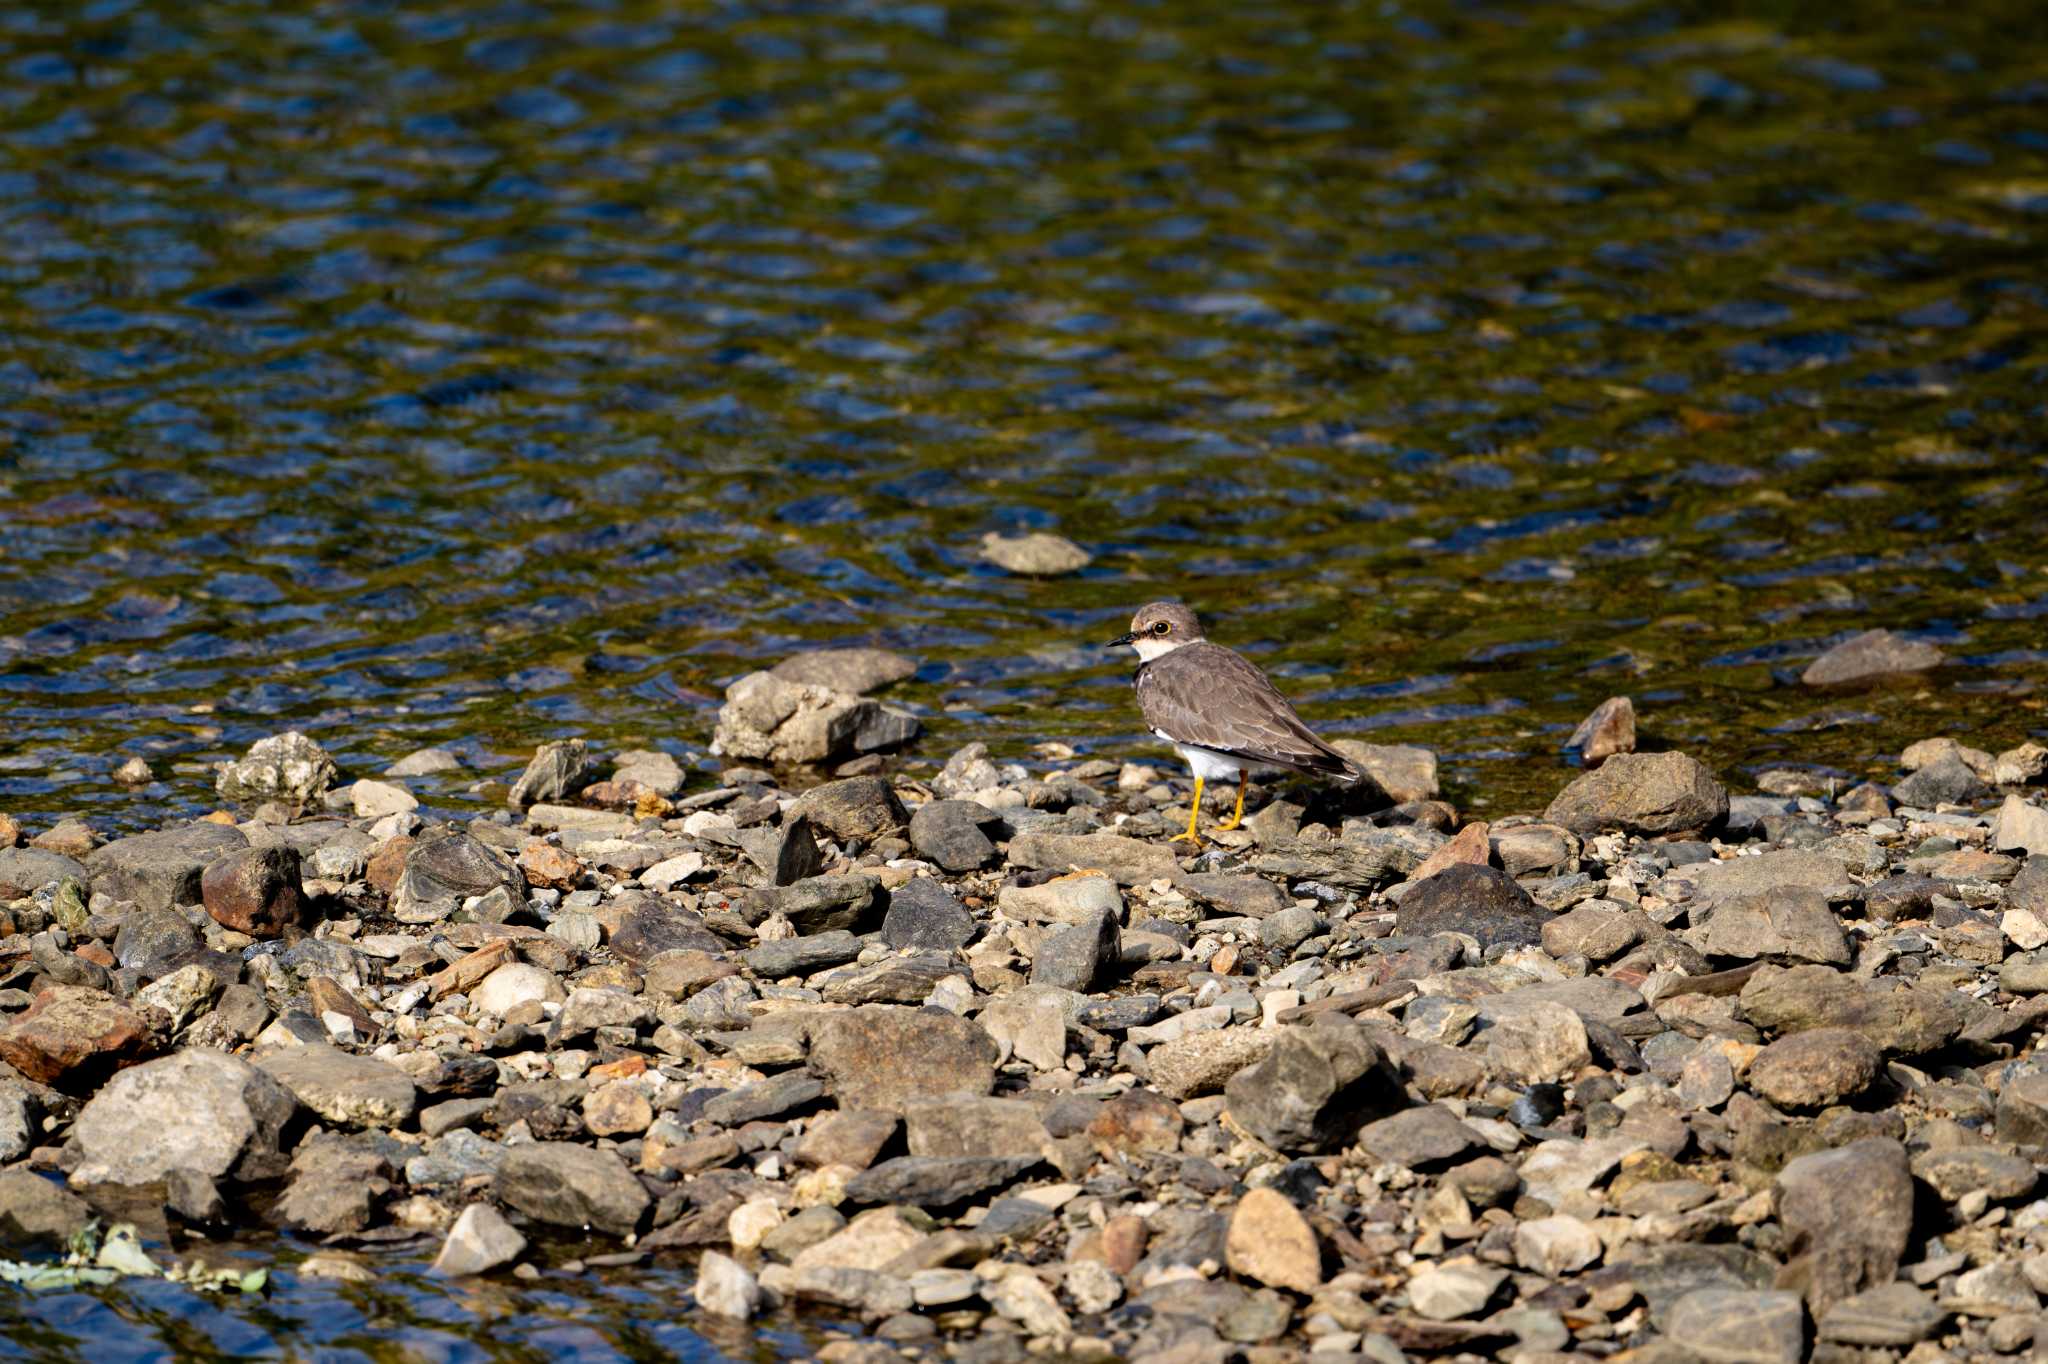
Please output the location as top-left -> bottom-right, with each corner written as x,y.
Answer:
2,0 -> 2047,1356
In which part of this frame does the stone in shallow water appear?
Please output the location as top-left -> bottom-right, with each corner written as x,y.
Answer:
434,1202 -> 528,1277
1566,695 -> 1636,765
771,648 -> 916,695
693,1248 -> 762,1319
215,731 -> 337,807
1800,628 -> 1944,688
978,530 -> 1089,575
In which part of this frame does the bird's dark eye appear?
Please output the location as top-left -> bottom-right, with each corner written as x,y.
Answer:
1151,621 -> 1169,634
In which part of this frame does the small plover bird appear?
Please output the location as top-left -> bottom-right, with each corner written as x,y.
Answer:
1105,601 -> 1363,844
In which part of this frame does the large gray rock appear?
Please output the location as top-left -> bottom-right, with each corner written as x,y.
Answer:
1801,628 -> 1944,688
0,847 -> 87,898
85,823 -> 249,914
1666,849 -> 1859,911
1395,863 -> 1548,949
1544,752 -> 1728,836
1690,887 -> 1851,965
255,1044 -> 418,1128
879,878 -> 977,952
736,873 -> 879,936
215,731 -> 337,807
391,827 -> 524,921
908,799 -> 999,872
495,1142 -> 649,1237
1739,965 -> 1965,1056
1031,907 -> 1120,992
275,1135 -> 393,1234
1223,1021 -> 1404,1153
1663,1287 -> 1806,1363
714,671 -> 921,765
1775,1137 -> 1913,1315
808,1007 -> 998,1113
71,1050 -> 298,1186
845,1155 -> 1038,1207
0,1169 -> 93,1244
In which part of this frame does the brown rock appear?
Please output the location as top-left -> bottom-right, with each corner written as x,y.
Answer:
365,836 -> 412,896
0,814 -> 18,848
1087,1089 -> 1185,1155
1746,1027 -> 1880,1109
808,1007 -> 998,1113
306,977 -> 376,1038
0,984 -> 152,1087
1775,1137 -> 1914,1315
199,845 -> 304,938
518,838 -> 582,890
428,939 -> 514,1000
1567,696 -> 1637,766
583,1080 -> 654,1137
1544,751 -> 1728,836
1100,1214 -> 1148,1276
1407,823 -> 1492,882
794,1110 -> 899,1170
31,821 -> 99,859
1226,1187 -> 1322,1294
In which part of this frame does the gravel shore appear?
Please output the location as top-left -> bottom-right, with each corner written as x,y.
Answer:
3,655 -> 2048,1364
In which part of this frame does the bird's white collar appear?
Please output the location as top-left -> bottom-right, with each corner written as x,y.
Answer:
1132,637 -> 1195,663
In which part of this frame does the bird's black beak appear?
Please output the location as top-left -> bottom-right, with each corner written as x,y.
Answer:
1104,631 -> 1136,649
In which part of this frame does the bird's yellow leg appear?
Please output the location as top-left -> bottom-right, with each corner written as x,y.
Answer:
1170,775 -> 1204,844
1212,771 -> 1249,832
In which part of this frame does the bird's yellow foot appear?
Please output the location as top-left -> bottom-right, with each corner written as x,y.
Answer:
1169,829 -> 1203,846
1210,773 -> 1250,832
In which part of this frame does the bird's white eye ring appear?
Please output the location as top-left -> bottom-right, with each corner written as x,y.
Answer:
1151,621 -> 1169,634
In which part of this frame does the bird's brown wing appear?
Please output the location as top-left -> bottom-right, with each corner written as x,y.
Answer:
1135,642 -> 1362,781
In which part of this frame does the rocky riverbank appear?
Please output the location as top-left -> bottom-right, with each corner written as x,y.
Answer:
3,657 -> 2048,1364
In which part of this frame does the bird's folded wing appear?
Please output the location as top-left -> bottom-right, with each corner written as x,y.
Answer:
1136,644 -> 1358,778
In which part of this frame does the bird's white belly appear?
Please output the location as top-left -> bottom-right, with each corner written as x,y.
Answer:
1158,734 -> 1244,782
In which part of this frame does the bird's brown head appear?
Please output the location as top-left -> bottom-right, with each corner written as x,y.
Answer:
1105,601 -> 1204,658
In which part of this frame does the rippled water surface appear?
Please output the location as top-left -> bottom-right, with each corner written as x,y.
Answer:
2,0 -> 2047,1352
